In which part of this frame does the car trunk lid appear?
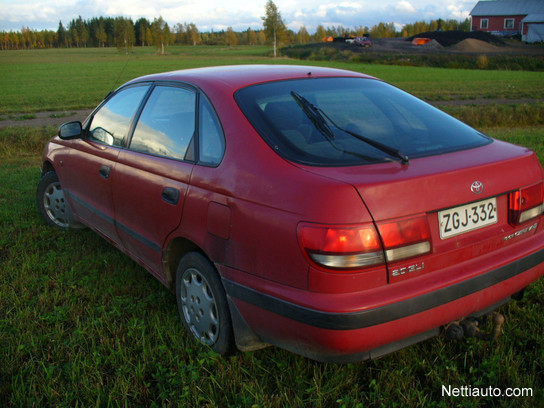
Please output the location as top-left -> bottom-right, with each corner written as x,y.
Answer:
298,140 -> 544,282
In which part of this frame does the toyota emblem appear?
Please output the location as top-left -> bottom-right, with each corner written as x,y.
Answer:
471,181 -> 483,194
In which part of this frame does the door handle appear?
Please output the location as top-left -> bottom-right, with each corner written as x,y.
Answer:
99,165 -> 111,179
162,187 -> 180,205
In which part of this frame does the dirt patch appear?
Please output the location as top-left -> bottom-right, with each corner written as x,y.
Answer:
449,39 -> 499,53
0,110 -> 92,129
290,30 -> 544,57
429,98 -> 540,107
407,30 -> 505,47
420,39 -> 443,50
1,100 -> 541,129
371,36 -> 544,55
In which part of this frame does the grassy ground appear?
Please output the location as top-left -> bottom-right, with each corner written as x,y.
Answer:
441,103 -> 544,129
1,47 -> 543,406
1,126 -> 542,407
0,46 -> 274,115
1,46 -> 543,114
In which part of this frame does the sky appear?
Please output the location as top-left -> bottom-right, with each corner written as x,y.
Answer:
1,0 -> 478,33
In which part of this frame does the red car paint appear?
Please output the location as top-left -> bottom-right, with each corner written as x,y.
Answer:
40,65 -> 544,362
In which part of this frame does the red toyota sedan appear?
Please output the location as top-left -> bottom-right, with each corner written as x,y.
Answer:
37,65 -> 544,362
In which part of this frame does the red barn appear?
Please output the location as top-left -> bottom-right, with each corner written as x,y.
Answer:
470,0 -> 544,42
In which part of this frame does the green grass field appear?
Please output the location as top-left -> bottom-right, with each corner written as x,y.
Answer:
1,46 -> 543,407
1,46 -> 544,114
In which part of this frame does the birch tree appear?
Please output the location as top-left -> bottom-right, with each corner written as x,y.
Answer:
262,0 -> 286,57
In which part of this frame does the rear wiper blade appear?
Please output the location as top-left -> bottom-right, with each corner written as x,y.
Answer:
290,91 -> 409,165
290,91 -> 335,142
336,125 -> 409,165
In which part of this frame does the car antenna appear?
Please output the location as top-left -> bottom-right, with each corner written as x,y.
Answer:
106,51 -> 133,99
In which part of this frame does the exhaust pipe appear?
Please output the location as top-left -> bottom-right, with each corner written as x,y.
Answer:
445,313 -> 505,341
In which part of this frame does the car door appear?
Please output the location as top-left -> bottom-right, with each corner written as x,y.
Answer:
61,84 -> 151,245
112,84 -> 197,274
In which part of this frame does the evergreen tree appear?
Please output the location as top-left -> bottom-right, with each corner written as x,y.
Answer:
57,21 -> 67,47
73,16 -> 89,47
135,18 -> 152,46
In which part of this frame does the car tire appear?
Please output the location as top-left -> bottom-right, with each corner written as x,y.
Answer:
36,171 -> 74,229
176,252 -> 235,355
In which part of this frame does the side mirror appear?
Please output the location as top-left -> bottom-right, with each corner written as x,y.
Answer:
58,121 -> 83,140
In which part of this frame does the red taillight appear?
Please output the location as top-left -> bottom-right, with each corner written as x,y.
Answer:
298,216 -> 432,270
377,216 -> 432,262
298,223 -> 384,270
508,183 -> 544,225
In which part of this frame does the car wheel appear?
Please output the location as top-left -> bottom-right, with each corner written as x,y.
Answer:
36,171 -> 71,229
176,252 -> 235,355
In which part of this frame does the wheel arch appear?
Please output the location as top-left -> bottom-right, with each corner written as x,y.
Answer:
41,160 -> 55,176
164,236 -> 269,352
163,236 -> 207,291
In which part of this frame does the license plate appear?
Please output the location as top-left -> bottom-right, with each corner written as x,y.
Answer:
439,197 -> 497,239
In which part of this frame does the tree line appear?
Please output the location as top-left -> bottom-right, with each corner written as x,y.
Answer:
0,16 -> 269,51
1,13 -> 470,51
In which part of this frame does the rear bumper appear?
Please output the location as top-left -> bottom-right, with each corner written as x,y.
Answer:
223,243 -> 544,363
225,248 -> 544,331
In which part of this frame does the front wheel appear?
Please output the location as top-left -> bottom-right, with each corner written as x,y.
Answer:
175,252 -> 235,355
36,171 -> 70,229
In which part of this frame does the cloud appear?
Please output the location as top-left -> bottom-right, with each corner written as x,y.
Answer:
285,2 -> 366,30
447,3 -> 471,21
0,0 -> 475,33
395,1 -> 416,14
3,1 -> 60,24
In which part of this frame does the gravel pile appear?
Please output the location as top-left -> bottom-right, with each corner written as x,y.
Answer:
449,38 -> 499,53
407,30 -> 505,47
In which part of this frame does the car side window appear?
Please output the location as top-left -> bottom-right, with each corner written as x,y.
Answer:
130,85 -> 196,160
88,85 -> 150,146
199,96 -> 225,166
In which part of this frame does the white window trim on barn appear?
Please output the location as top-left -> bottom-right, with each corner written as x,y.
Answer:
504,18 -> 515,29
481,18 -> 489,29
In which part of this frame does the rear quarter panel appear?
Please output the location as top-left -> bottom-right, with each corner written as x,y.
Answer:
169,84 -> 376,290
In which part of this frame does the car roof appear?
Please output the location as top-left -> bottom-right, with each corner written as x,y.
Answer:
126,64 -> 376,91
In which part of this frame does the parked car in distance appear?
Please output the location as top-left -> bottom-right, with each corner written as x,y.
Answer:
38,65 -> 544,363
354,36 -> 372,47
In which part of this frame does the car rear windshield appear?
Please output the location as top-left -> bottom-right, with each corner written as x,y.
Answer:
235,77 -> 491,166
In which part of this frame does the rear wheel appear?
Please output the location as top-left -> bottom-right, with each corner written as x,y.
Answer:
36,171 -> 70,229
175,252 -> 235,355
